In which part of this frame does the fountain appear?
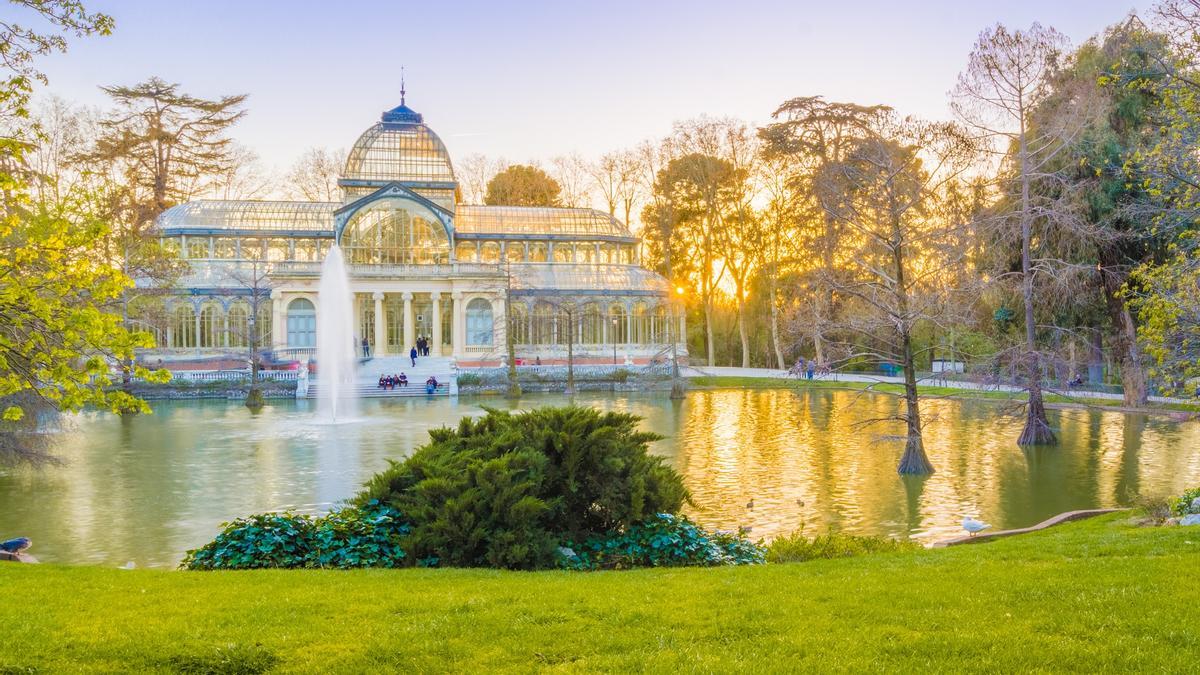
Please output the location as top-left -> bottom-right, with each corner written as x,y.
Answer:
316,244 -> 359,422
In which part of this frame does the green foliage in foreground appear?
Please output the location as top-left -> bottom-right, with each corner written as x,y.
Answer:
355,406 -> 688,570
766,530 -> 921,563
560,513 -> 764,570
3,515 -> 1199,672
182,502 -> 408,570
1174,487 -> 1200,516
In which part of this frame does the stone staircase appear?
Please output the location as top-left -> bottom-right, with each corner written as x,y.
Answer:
305,355 -> 456,399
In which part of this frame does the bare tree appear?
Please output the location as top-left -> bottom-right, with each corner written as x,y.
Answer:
814,113 -> 977,474
458,153 -> 509,205
202,143 -> 272,200
952,23 -> 1077,446
550,153 -> 592,208
759,97 -> 891,365
225,259 -> 274,409
284,146 -> 343,202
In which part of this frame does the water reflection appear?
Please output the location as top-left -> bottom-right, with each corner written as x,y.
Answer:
2,388 -> 1198,568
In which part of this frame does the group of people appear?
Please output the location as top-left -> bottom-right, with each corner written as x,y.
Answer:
359,335 -> 434,362
789,357 -> 826,380
415,335 -> 431,357
378,373 -> 408,389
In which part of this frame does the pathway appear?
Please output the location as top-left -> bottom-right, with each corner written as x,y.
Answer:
684,366 -> 1190,408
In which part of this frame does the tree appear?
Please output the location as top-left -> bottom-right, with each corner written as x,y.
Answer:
484,164 -> 561,207
458,153 -> 509,205
0,1 -> 168,464
813,113 -> 976,474
89,76 -> 248,223
758,153 -> 803,368
953,23 -> 1072,446
550,153 -> 591,208
224,259 -> 274,409
284,146 -> 344,202
759,97 -> 891,366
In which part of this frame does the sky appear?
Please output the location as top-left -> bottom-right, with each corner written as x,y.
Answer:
27,0 -> 1153,174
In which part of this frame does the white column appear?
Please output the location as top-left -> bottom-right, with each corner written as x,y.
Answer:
451,291 -> 464,357
402,292 -> 414,354
678,308 -> 686,352
270,290 -> 284,352
373,291 -> 386,357
430,292 -> 442,357
625,301 -> 634,365
494,295 -> 506,354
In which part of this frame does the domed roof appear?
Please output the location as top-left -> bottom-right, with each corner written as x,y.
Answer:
341,99 -> 456,186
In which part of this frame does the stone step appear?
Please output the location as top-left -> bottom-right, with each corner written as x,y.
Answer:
305,383 -> 451,398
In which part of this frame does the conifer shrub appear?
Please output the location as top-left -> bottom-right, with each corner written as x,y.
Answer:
354,406 -> 688,569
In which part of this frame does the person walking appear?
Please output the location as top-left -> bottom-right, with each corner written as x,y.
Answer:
361,337 -> 370,358
806,360 -> 815,380
410,345 -> 418,367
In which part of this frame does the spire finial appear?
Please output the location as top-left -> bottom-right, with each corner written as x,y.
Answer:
400,66 -> 406,106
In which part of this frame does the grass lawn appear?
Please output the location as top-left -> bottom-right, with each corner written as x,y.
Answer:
1,514 -> 1197,672
690,375 -> 1200,414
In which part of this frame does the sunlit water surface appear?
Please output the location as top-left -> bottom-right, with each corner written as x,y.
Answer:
3,389 -> 1199,568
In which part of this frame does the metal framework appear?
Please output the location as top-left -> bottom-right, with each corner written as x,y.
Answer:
157,200 -> 338,233
456,205 -> 632,238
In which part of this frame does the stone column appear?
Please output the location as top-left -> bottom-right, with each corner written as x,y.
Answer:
494,295 -> 506,352
373,291 -> 386,357
625,301 -> 634,365
430,292 -> 442,357
193,301 -> 201,352
402,292 -> 414,354
451,291 -> 464,358
270,290 -> 284,351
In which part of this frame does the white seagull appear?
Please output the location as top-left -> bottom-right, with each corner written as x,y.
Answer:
962,516 -> 991,537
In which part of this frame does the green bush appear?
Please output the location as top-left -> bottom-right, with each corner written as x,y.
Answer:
1173,487 -> 1200,516
456,373 -> 482,386
559,513 -> 764,570
355,406 -> 688,570
182,501 -> 408,570
183,512 -> 314,570
766,531 -> 920,564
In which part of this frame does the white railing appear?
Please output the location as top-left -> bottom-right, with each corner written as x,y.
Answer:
151,369 -> 299,382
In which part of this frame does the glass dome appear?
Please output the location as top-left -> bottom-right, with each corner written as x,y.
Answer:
341,112 -> 456,187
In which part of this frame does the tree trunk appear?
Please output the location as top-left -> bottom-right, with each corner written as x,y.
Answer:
704,297 -> 715,367
737,292 -> 750,368
897,329 -> 934,475
1017,125 -> 1056,446
1099,260 -> 1148,406
769,274 -> 785,370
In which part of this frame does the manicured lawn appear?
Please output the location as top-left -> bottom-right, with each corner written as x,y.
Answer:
1,514 -> 1197,672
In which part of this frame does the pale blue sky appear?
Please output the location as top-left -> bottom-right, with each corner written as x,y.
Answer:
30,0 -> 1150,171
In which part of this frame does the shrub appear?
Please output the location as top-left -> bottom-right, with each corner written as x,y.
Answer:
766,531 -> 920,564
559,513 -> 764,570
1173,487 -> 1200,516
310,501 -> 409,569
182,501 -> 408,570
355,406 -> 688,570
456,373 -> 482,386
183,512 -> 314,570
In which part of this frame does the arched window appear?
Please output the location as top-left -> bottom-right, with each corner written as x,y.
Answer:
198,303 -> 222,348
227,303 -> 249,348
258,303 -> 272,347
466,298 -> 494,346
456,240 -> 477,262
171,304 -> 196,348
505,242 -> 525,263
607,302 -> 628,344
580,302 -> 603,344
528,242 -> 548,262
287,298 -> 316,348
533,301 -> 556,345
479,241 -> 501,263
341,197 -> 450,265
632,301 -> 650,344
553,242 -> 574,263
509,302 -> 529,345
652,304 -> 670,343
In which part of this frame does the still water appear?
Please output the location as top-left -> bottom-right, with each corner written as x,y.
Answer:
2,388 -> 1199,568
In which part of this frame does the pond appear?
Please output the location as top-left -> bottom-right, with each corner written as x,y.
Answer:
2,387 -> 1198,568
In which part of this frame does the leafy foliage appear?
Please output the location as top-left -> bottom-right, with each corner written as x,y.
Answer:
355,406 -> 688,570
766,530 -> 920,563
1173,487 -> 1200,517
558,513 -> 764,570
484,164 -> 561,207
182,501 -> 408,570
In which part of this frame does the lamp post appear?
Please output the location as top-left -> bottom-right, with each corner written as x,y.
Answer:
611,316 -> 618,365
670,285 -> 686,400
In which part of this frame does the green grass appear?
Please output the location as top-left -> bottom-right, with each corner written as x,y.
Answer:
690,375 -> 1200,413
2,514 -> 1198,672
